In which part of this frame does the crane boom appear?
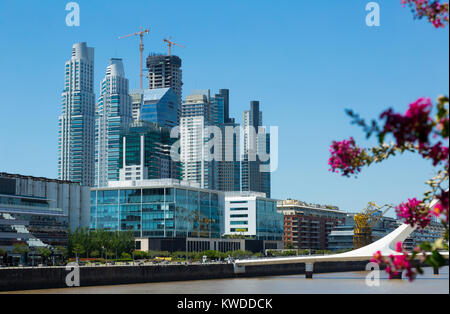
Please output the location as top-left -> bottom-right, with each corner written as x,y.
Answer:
353,202 -> 393,249
118,27 -> 150,89
163,37 -> 186,56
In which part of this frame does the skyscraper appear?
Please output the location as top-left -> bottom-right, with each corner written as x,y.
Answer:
242,101 -> 271,198
146,54 -> 183,108
213,89 -> 240,192
180,91 -> 217,190
59,42 -> 95,186
130,91 -> 144,121
95,58 -> 132,187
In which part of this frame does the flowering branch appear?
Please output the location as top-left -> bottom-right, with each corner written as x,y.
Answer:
329,96 -> 449,280
401,0 -> 449,28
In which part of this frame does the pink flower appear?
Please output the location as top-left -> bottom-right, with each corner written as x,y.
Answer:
380,98 -> 433,147
396,198 -> 432,229
401,0 -> 449,28
396,242 -> 404,253
421,142 -> 449,166
372,242 -> 417,281
435,190 -> 450,222
328,137 -> 365,177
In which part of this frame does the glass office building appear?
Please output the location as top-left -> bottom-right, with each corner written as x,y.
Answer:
118,120 -> 182,181
140,88 -> 179,128
224,192 -> 283,242
90,180 -> 224,239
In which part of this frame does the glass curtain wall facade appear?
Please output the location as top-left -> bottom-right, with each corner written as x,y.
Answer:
0,194 -> 68,251
90,186 -> 223,239
141,88 -> 179,128
256,199 -> 283,241
119,120 -> 182,181
242,101 -> 271,198
95,58 -> 132,187
59,42 -> 95,186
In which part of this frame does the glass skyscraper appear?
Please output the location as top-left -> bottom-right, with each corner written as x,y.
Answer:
242,101 -> 271,198
59,42 -> 95,187
95,58 -> 132,187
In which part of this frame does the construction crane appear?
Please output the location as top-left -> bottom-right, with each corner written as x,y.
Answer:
118,27 -> 150,90
163,37 -> 186,56
353,202 -> 393,249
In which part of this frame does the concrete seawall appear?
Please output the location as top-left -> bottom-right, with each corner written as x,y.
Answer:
0,261 -> 370,292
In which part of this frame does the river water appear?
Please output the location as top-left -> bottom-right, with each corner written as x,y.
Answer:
2,266 -> 448,294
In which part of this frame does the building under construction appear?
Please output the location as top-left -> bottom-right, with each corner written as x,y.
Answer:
146,54 -> 183,107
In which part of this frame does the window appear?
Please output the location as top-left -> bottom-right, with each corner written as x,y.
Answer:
230,221 -> 248,225
230,214 -> 248,218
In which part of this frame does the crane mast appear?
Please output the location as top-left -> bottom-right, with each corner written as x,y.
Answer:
119,27 -> 150,90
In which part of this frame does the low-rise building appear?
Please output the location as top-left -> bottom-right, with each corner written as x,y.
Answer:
403,217 -> 446,251
91,179 -> 223,239
327,214 -> 399,251
278,199 -> 347,250
0,173 -> 90,254
224,192 -> 283,250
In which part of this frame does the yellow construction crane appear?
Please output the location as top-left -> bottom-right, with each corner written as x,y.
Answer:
119,27 -> 150,90
163,37 -> 186,56
353,202 -> 393,249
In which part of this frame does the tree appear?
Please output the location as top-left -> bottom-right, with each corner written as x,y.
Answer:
37,247 -> 52,264
55,246 -> 68,258
72,244 -> 85,263
12,243 -> 28,254
12,243 -> 30,265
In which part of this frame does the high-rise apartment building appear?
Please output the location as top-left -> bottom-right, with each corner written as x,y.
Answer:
95,58 -> 132,187
179,89 -> 241,192
146,54 -> 183,108
59,42 -> 95,187
180,91 -> 217,190
242,101 -> 271,197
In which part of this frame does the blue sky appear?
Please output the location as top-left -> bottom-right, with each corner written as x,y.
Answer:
0,0 -> 448,215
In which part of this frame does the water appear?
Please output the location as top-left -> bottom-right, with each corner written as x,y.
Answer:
2,266 -> 448,294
